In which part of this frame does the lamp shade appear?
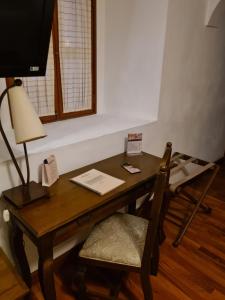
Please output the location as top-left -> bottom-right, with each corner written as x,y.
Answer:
8,86 -> 46,144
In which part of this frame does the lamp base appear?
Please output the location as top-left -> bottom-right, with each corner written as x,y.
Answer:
2,181 -> 49,208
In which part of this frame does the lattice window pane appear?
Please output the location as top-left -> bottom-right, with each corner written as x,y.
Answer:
58,0 -> 92,113
20,36 -> 55,117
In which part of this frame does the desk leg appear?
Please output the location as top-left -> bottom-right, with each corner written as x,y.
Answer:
9,216 -> 32,288
37,236 -> 56,300
128,200 -> 136,215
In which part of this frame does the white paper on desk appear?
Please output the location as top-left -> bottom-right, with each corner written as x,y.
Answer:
70,169 -> 125,195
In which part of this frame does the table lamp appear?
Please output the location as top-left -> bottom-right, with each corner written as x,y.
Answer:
0,79 -> 48,208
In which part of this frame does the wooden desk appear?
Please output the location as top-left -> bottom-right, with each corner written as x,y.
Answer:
2,152 -> 160,300
0,248 -> 29,300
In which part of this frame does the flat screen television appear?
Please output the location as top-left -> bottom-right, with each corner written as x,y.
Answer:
0,0 -> 55,77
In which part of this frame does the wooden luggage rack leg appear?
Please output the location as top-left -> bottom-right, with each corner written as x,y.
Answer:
168,153 -> 219,247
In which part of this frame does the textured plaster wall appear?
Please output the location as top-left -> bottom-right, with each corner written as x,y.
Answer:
103,0 -> 168,120
142,0 -> 225,161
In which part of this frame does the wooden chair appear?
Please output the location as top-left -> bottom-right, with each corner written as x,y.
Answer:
167,152 -> 219,247
73,142 -> 172,300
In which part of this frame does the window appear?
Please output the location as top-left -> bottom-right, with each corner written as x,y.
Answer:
17,0 -> 96,123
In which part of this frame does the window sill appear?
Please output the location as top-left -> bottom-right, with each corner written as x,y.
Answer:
30,114 -> 155,153
0,114 -> 156,163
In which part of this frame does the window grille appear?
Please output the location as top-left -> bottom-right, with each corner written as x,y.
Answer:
16,0 -> 95,122
21,37 -> 55,117
58,0 -> 92,113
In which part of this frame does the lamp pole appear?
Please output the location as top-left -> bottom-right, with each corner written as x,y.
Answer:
0,79 -> 26,186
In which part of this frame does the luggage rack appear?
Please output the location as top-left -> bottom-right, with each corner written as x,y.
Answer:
168,152 -> 219,247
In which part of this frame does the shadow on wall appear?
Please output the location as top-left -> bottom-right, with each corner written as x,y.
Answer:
206,0 -> 225,27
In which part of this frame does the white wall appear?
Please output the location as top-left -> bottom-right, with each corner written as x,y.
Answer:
1,0 -> 225,271
143,0 -> 225,161
103,0 -> 225,161
103,0 -> 168,120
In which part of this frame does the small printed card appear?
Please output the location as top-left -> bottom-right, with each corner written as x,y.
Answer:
126,133 -> 142,155
42,155 -> 59,187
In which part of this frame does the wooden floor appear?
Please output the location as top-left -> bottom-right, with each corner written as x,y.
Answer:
30,164 -> 225,300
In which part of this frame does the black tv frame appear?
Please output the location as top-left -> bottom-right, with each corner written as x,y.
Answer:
0,0 -> 55,78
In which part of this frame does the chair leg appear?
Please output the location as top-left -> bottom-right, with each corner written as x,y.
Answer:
140,273 -> 153,300
73,264 -> 88,300
158,228 -> 166,245
150,245 -> 159,276
159,190 -> 171,245
109,272 -> 123,299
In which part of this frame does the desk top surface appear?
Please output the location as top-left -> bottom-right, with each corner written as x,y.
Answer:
4,152 -> 160,238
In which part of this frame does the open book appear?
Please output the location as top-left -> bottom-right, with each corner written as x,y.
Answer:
70,169 -> 125,195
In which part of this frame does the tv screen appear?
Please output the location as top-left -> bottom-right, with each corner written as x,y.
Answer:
0,0 -> 55,77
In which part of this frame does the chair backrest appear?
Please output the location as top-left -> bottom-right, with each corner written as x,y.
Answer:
141,142 -> 172,272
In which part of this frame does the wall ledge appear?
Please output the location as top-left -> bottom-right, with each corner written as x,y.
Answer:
0,113 -> 156,163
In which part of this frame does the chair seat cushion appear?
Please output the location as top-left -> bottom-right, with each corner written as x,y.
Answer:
79,213 -> 149,267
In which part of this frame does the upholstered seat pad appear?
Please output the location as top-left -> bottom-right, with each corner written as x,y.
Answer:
79,213 -> 149,267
